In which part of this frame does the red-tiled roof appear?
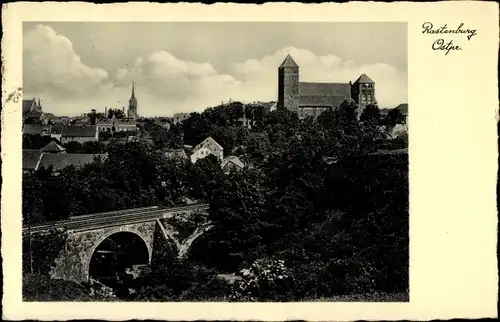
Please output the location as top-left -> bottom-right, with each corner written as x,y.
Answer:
22,149 -> 43,170
299,82 -> 351,97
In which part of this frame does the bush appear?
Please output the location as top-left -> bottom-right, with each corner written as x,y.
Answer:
23,273 -> 91,301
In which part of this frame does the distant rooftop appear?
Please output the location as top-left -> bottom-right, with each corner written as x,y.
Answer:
41,140 -> 66,153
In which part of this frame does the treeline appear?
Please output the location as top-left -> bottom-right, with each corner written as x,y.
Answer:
22,143 -> 224,224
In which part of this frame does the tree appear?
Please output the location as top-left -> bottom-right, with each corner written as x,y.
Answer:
192,170 -> 270,272
23,134 -> 57,150
89,109 -> 97,125
82,141 -> 106,154
23,272 -> 91,301
22,229 -> 68,276
63,141 -> 83,153
108,108 -> 125,119
360,104 -> 381,124
386,107 -> 404,126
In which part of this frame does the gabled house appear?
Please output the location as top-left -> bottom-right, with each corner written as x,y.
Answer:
97,116 -> 138,133
22,147 -> 107,175
221,156 -> 245,173
41,140 -> 66,154
171,112 -> 190,125
190,137 -> 224,164
37,153 -> 107,175
50,124 -> 64,142
60,125 -> 99,144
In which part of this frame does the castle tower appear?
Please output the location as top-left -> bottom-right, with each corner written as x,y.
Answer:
128,82 -> 138,119
278,54 -> 300,112
351,74 -> 376,107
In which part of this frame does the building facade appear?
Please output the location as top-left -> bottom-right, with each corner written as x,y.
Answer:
60,125 -> 99,144
190,137 -> 224,164
221,156 -> 245,174
278,54 -> 376,118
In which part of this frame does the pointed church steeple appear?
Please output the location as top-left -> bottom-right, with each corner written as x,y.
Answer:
128,81 -> 138,119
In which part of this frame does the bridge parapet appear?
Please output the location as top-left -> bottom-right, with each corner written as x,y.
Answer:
23,203 -> 209,234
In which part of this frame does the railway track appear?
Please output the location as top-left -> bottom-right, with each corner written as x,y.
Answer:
22,203 -> 209,234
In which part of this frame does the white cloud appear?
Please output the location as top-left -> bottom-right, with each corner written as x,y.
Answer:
24,26 -> 407,117
23,25 -> 111,101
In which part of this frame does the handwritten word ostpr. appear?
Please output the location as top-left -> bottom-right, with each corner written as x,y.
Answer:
422,22 -> 477,55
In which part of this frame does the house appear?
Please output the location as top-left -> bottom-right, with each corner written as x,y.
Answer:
22,123 -> 51,136
60,125 -> 99,144
23,142 -> 107,174
97,117 -> 138,133
190,137 -> 224,164
163,149 -> 188,162
221,156 -> 245,173
41,140 -> 66,154
50,124 -> 64,142
22,149 -> 43,173
171,112 -> 190,124
37,153 -> 107,175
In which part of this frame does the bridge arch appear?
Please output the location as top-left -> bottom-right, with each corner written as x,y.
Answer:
85,227 -> 153,283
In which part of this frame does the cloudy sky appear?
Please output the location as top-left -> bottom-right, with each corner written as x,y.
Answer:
23,22 -> 407,117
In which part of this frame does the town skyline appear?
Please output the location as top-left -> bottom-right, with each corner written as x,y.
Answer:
23,22 -> 408,117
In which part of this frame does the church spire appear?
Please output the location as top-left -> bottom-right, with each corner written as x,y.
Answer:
128,81 -> 138,120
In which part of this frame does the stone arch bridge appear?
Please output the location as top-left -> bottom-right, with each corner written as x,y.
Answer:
22,203 -> 211,284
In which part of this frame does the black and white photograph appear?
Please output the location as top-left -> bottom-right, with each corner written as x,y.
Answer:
20,21 -> 410,302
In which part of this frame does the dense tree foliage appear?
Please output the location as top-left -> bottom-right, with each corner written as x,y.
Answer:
23,101 -> 408,301
107,108 -> 125,119
23,134 -> 58,150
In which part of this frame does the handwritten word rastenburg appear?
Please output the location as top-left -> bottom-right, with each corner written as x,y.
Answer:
422,22 -> 477,41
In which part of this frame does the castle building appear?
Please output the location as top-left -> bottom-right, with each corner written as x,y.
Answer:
278,54 -> 376,118
127,82 -> 138,119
